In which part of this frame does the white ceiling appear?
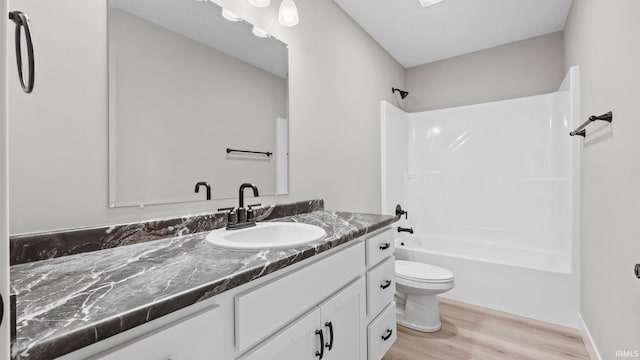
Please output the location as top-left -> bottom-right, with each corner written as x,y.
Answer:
334,0 -> 572,68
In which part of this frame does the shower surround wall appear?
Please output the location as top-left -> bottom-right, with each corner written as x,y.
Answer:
382,67 -> 581,327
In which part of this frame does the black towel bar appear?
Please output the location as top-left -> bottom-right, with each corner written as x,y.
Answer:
226,148 -> 272,157
570,111 -> 613,137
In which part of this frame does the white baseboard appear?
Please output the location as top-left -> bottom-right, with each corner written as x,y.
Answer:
578,313 -> 601,360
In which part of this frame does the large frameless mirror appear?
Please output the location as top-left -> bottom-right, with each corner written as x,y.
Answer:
108,0 -> 289,207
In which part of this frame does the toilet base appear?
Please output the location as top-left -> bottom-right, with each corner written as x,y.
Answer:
395,293 -> 442,333
397,317 -> 441,332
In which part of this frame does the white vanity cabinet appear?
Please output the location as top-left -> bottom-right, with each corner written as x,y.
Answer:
234,242 -> 365,352
239,228 -> 396,360
239,278 -> 366,360
59,227 -> 396,360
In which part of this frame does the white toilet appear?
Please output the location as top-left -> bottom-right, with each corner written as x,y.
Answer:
395,260 -> 455,332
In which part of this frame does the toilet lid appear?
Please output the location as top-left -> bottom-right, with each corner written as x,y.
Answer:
396,260 -> 454,283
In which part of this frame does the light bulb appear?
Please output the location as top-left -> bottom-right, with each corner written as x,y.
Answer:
252,26 -> 270,38
278,0 -> 298,27
221,8 -> 241,22
248,0 -> 270,8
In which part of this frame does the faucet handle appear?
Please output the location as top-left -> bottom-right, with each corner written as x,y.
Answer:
218,207 -> 238,225
247,204 -> 261,222
395,204 -> 408,219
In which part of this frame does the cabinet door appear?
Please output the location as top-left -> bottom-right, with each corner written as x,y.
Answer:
239,308 -> 320,360
320,278 -> 367,360
94,306 -> 223,360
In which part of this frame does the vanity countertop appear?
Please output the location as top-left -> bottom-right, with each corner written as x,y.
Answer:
10,210 -> 398,360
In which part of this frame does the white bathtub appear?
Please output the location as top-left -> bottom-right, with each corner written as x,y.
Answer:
397,234 -> 571,274
395,234 -> 579,328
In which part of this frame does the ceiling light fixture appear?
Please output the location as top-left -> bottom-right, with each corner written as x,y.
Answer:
278,0 -> 299,27
203,0 -> 300,28
418,0 -> 443,7
252,26 -> 270,38
221,8 -> 242,22
248,0 -> 270,8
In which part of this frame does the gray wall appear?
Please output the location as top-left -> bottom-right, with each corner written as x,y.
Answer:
405,32 -> 565,112
8,0 -> 405,234
564,0 -> 640,357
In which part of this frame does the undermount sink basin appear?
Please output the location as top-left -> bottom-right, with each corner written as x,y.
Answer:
206,222 -> 327,250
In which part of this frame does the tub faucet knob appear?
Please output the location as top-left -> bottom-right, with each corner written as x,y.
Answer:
396,204 -> 408,219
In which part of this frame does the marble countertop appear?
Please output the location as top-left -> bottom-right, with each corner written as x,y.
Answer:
10,211 -> 398,360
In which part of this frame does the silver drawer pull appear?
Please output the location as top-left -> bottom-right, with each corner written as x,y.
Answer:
381,329 -> 393,341
380,280 -> 392,290
379,243 -> 391,250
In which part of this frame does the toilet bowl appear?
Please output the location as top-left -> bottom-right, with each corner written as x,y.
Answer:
395,260 -> 455,332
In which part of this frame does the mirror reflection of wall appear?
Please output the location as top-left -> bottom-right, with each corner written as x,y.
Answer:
109,0 -> 289,207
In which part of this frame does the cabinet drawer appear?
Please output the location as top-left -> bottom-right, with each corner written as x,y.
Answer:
367,302 -> 397,360
235,242 -> 365,352
366,257 -> 395,317
94,305 -> 222,360
365,229 -> 394,268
